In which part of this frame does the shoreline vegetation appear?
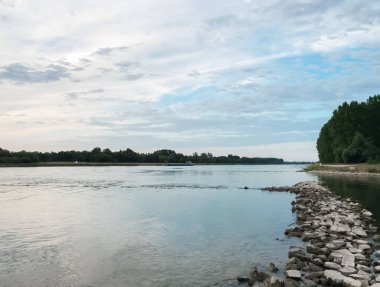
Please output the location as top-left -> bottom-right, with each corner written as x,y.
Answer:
234,181 -> 380,287
316,95 -> 380,165
0,147 -> 312,167
304,163 -> 380,175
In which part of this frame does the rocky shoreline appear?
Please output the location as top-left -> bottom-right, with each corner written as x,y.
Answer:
236,181 -> 380,287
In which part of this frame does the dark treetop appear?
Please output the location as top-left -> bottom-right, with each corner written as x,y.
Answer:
317,94 -> 380,163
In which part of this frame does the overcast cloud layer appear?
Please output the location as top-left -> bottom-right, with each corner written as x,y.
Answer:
1,0 -> 379,161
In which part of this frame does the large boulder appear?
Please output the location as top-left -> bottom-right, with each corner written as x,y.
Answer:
289,247 -> 307,260
324,270 -> 361,287
285,270 -> 301,280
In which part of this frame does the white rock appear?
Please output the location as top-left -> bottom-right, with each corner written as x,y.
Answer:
355,239 -> 369,245
349,248 -> 363,254
376,250 -> 380,257
324,270 -> 361,287
358,270 -> 371,280
376,275 -> 380,282
331,223 -> 351,234
350,274 -> 368,280
370,284 -> 380,287
358,244 -> 371,250
362,210 -> 373,217
333,240 -> 346,249
343,277 -> 362,287
375,266 -> 380,273
342,254 -> 355,268
354,253 -> 366,261
324,270 -> 345,284
286,270 -> 301,279
356,264 -> 371,273
339,266 -> 356,276
352,226 -> 367,237
325,262 -> 343,270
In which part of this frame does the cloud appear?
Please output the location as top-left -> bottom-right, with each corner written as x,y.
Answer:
0,63 -> 71,84
93,46 -> 129,56
0,0 -> 379,161
64,88 -> 105,100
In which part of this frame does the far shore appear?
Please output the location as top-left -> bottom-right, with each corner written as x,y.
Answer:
0,162 -> 310,168
304,163 -> 380,176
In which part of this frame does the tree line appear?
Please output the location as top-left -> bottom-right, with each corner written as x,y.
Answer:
0,147 -> 284,164
317,95 -> 380,163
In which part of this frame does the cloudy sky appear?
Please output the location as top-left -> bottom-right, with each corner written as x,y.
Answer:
0,0 -> 379,161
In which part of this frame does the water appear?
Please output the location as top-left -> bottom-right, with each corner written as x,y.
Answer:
0,165 -> 315,287
317,173 -> 380,227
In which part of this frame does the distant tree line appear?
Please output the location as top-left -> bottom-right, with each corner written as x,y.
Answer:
317,95 -> 380,163
0,147 -> 284,164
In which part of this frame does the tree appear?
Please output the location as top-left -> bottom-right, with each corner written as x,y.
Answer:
317,95 -> 380,163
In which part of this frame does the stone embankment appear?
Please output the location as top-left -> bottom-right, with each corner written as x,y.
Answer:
237,181 -> 380,287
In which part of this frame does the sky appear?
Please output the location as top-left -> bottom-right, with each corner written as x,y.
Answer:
0,0 -> 379,161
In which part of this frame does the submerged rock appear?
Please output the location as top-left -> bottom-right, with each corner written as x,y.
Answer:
268,263 -> 279,273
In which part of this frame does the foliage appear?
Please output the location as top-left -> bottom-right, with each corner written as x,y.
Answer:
0,147 -> 284,165
317,95 -> 380,163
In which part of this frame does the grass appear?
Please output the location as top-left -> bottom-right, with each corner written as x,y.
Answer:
305,163 -> 380,174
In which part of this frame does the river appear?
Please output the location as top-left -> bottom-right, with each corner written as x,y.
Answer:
0,165 -> 379,286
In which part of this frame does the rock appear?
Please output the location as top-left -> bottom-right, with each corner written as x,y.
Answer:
354,253 -> 367,261
370,284 -> 380,287
302,232 -> 317,241
311,258 -> 324,267
331,223 -> 351,234
251,267 -> 270,282
362,210 -> 373,217
301,278 -> 317,287
324,262 -> 343,270
268,263 -> 279,273
305,272 -> 324,280
350,274 -> 369,281
324,270 -> 345,284
375,266 -> 380,273
359,244 -> 371,251
342,254 -> 355,268
325,270 -> 361,287
349,248 -> 363,254
376,275 -> 380,283
376,250 -> 380,257
352,227 -> 368,237
356,264 -> 371,273
355,239 -> 369,245
286,270 -> 301,280
237,276 -> 250,283
333,240 -> 346,249
343,277 -> 363,287
283,278 -> 300,287
286,257 -> 306,271
308,263 -> 324,272
339,266 -> 357,276
268,276 -> 283,287
289,247 -> 307,260
357,270 -> 371,281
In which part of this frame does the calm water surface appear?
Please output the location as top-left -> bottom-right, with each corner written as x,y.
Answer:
0,165 -> 316,287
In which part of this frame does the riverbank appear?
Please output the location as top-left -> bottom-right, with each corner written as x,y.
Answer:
235,181 -> 380,287
305,163 -> 380,175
